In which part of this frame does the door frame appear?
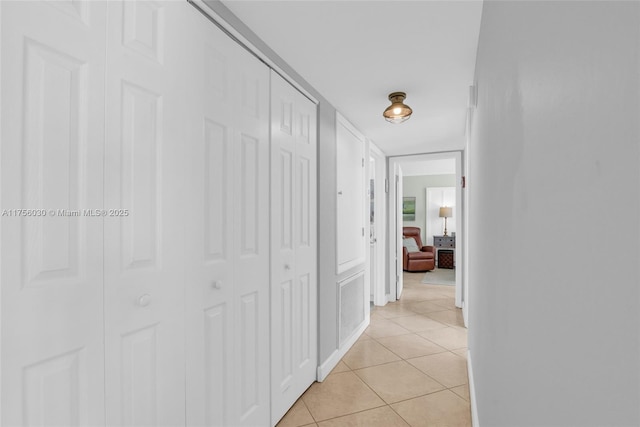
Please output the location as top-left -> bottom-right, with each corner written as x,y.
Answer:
387,151 -> 464,307
386,162 -> 404,302
369,143 -> 387,306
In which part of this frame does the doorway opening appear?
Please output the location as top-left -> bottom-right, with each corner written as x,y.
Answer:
384,151 -> 466,325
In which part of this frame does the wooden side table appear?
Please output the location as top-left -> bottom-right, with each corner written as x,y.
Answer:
433,235 -> 455,268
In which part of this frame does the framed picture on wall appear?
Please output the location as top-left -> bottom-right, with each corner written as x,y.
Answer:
403,197 -> 416,221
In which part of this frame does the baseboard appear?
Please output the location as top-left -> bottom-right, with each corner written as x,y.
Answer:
316,319 -> 369,382
467,349 -> 479,427
462,301 -> 468,328
386,293 -> 395,303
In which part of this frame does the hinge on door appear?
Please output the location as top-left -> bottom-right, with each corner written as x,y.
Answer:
362,227 -> 365,236
362,158 -> 365,167
396,275 -> 400,283
385,179 -> 389,193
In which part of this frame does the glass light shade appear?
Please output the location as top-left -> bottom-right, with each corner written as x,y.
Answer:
439,207 -> 452,218
383,92 -> 412,123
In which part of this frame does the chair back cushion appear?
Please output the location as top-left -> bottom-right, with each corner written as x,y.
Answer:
402,227 -> 423,248
403,238 -> 420,253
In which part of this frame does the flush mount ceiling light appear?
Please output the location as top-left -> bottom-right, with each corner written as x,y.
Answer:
383,91 -> 413,124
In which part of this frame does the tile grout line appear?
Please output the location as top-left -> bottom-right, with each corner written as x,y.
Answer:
307,371 -> 389,425
368,287 -> 469,424
289,277 -> 468,427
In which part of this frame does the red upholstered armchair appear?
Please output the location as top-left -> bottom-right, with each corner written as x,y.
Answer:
402,227 -> 435,272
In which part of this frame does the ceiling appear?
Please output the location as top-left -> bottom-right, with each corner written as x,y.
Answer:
401,158 -> 455,176
220,0 -> 484,157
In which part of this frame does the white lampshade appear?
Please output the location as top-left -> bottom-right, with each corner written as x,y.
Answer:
439,207 -> 452,218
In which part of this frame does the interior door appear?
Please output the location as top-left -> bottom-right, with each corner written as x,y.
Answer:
183,5 -> 271,427
0,2 -> 107,425
270,71 -> 318,425
396,165 -> 404,299
369,157 -> 376,302
103,2 -> 189,425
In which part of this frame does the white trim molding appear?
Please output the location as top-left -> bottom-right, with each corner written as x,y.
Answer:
468,349 -> 480,427
316,319 -> 368,382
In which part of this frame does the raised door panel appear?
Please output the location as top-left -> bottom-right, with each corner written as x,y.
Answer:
237,135 -> 261,257
298,156 -> 312,249
103,1 -> 187,425
22,349 -> 87,426
0,2 -> 107,425
336,117 -> 366,274
122,1 -> 165,64
22,39 -> 85,287
120,325 -> 159,426
279,149 -> 294,251
238,292 -> 260,418
204,119 -> 230,262
203,304 -> 228,426
120,81 -> 161,270
46,1 -> 90,26
270,71 -> 318,425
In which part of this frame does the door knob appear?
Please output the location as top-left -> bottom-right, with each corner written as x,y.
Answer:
284,264 -> 291,271
137,294 -> 152,307
212,281 -> 222,290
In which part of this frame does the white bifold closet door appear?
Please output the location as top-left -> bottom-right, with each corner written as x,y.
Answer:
270,71 -> 318,425
2,1 -> 284,426
0,2 -> 107,425
183,5 -> 271,427
103,2 -> 192,425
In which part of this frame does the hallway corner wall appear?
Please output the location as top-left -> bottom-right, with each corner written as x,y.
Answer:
469,2 -> 640,426
317,101 -> 340,364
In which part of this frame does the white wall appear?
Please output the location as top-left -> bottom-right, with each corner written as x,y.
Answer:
469,2 -> 640,426
402,174 -> 456,243
317,103 -> 340,365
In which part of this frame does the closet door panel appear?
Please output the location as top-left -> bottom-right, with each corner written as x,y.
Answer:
103,1 -> 188,425
270,71 -> 318,425
184,6 -> 270,426
0,2 -> 107,425
184,10 -> 235,425
231,40 -> 271,427
294,97 -> 317,372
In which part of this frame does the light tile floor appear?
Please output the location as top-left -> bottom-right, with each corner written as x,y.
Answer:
277,270 -> 470,427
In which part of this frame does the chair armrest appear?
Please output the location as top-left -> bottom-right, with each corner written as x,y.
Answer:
403,247 -> 408,269
421,245 -> 435,253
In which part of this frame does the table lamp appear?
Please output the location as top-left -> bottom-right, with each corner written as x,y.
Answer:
439,206 -> 452,236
